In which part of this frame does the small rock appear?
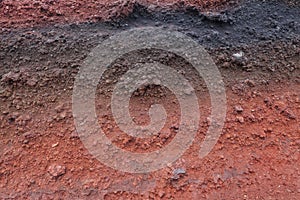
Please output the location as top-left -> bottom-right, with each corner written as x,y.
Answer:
8,112 -> 20,122
172,168 -> 186,180
281,109 -> 296,119
158,190 -> 165,198
26,77 -> 38,86
236,116 -> 244,123
244,79 -> 255,87
234,105 -> 244,113
1,71 -> 21,83
203,12 -> 232,23
23,139 -> 29,144
264,98 -> 273,107
23,131 -> 37,139
274,101 -> 286,111
252,131 -> 266,139
52,142 -> 59,147
2,110 -> 9,115
247,113 -> 256,122
55,103 -> 65,113
222,61 -> 231,68
59,111 -> 67,119
183,87 -> 194,95
48,164 -> 66,178
233,51 -> 244,59
16,114 -> 32,125
40,5 -> 49,12
0,87 -> 12,98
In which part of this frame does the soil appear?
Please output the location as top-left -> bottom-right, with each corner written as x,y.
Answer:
0,0 -> 300,199
0,0 -> 239,29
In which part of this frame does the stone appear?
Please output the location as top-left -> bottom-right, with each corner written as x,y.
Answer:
48,164 -> 66,178
234,105 -> 244,113
26,77 -> 38,86
233,51 -> 244,59
237,116 -> 245,123
281,109 -> 296,120
158,190 -> 165,198
1,71 -> 21,83
172,168 -> 186,180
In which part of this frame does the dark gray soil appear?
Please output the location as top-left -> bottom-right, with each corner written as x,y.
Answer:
0,0 -> 299,84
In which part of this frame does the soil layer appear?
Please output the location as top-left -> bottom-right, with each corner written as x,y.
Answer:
0,0 -> 299,199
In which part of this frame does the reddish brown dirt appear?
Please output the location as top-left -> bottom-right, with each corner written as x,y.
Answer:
0,0 -> 300,199
0,75 -> 299,199
0,0 -> 237,28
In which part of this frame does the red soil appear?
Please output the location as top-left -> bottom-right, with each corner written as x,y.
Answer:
0,0 -> 236,28
0,81 -> 299,199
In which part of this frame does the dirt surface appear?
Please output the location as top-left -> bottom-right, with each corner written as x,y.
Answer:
0,0 -> 300,199
0,0 -> 238,29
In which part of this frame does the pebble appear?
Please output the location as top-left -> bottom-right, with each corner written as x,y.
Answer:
23,131 -> 37,139
234,105 -> 244,113
244,79 -> 255,87
1,71 -> 21,83
52,142 -> 59,147
252,131 -> 266,139
172,168 -> 186,180
233,51 -> 244,59
2,110 -> 9,115
237,116 -> 245,123
48,164 -> 66,178
26,78 -> 38,86
158,191 -> 165,198
281,109 -> 296,120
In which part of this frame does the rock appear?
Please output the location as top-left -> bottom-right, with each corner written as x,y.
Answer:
2,110 -> 9,115
1,71 -> 21,83
183,87 -> 194,95
172,168 -> 186,180
203,12 -> 233,23
158,190 -> 165,198
232,51 -> 247,67
16,114 -> 32,125
26,77 -> 38,86
264,98 -> 273,107
233,51 -> 244,59
8,112 -> 20,123
234,105 -> 244,113
274,101 -> 286,111
236,116 -> 245,123
244,79 -> 255,87
247,113 -> 256,122
281,109 -> 296,119
52,142 -> 59,147
252,131 -> 266,139
59,111 -> 67,119
23,139 -> 29,144
48,164 -> 66,178
222,61 -> 231,68
54,102 -> 65,112
23,131 -> 37,139
0,87 -> 12,98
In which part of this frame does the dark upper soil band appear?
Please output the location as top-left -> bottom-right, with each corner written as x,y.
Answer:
0,0 -> 299,86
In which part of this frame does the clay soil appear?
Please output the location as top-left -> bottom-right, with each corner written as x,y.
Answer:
0,0 -> 300,199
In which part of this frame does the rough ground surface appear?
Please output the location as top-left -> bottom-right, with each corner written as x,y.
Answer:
0,0 -> 239,28
0,0 -> 300,199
